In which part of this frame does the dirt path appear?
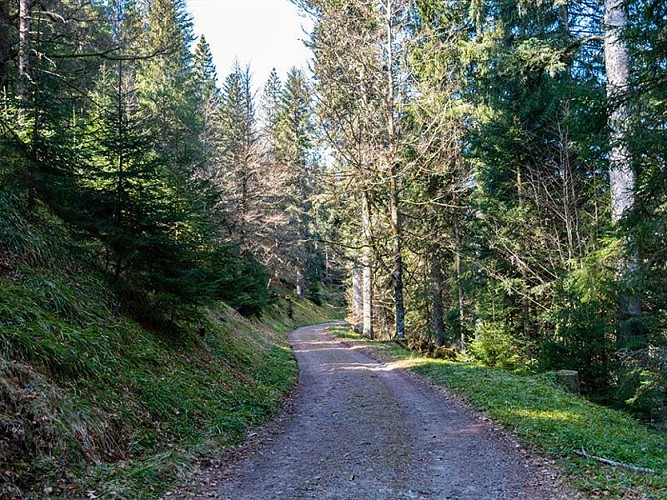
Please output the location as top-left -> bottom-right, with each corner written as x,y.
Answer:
173,323 -> 573,499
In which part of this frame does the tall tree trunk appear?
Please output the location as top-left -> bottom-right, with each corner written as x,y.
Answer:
430,245 -> 446,347
352,264 -> 363,333
385,0 -> 405,339
454,214 -> 465,349
361,191 -> 373,339
604,0 -> 641,346
18,0 -> 31,102
296,270 -> 304,300
114,60 -> 126,283
0,0 -> 9,89
390,172 -> 405,339
19,0 -> 37,207
605,0 -> 634,224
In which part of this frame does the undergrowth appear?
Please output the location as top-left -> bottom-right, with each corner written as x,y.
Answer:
330,325 -> 667,499
0,192 -> 333,498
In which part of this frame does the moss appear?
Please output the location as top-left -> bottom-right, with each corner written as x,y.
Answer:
330,325 -> 667,499
0,194 -> 334,499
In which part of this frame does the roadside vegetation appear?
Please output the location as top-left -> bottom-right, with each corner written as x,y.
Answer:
0,194 -> 335,499
330,325 -> 667,499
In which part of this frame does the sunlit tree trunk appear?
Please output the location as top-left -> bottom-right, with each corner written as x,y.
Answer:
605,0 -> 634,224
18,0 -> 37,207
604,0 -> 641,345
430,245 -> 446,347
0,0 -> 9,89
18,0 -> 31,102
352,264 -> 363,332
361,191 -> 374,339
385,0 -> 405,339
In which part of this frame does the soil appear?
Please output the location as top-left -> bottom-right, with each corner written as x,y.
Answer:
169,323 -> 576,499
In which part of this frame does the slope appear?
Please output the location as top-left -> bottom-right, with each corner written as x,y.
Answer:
0,191 -> 334,498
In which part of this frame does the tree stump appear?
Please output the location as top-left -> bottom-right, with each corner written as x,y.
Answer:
556,370 -> 580,394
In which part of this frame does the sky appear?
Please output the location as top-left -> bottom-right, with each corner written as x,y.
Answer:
187,0 -> 313,92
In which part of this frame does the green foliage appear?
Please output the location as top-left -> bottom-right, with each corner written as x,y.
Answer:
333,327 -> 667,498
617,346 -> 667,421
469,323 -> 527,371
0,186 -> 335,498
539,244 -> 619,394
203,247 -> 272,316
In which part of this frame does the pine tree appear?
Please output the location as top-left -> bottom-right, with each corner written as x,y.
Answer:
276,68 -> 319,300
218,61 -> 259,244
192,35 -> 222,179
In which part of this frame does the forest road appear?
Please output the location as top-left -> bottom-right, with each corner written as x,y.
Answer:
180,322 -> 573,499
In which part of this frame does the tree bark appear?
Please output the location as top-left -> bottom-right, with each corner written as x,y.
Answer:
18,0 -> 31,101
430,245 -> 446,347
361,191 -> 373,339
605,0 -> 634,224
604,0 -> 641,346
0,0 -> 9,89
352,264 -> 363,333
454,214 -> 465,349
385,0 -> 406,340
390,172 -> 405,339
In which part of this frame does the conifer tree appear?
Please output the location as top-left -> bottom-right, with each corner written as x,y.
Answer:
276,68 -> 320,300
192,35 -> 222,179
218,62 -> 259,244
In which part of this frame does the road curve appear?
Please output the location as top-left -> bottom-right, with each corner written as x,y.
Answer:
211,323 -> 569,499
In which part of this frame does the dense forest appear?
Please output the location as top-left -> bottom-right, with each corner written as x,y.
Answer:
294,0 -> 667,420
0,0 -> 665,435
0,0 -> 341,314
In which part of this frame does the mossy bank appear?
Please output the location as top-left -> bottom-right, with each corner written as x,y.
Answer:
331,326 -> 667,499
0,193 -> 337,499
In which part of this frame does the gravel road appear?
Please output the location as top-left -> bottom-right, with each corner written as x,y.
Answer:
174,322 -> 573,499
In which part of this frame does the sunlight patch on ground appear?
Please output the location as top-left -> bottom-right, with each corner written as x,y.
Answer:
506,407 -> 579,423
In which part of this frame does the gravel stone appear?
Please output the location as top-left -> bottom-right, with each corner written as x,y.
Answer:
174,323 -> 576,499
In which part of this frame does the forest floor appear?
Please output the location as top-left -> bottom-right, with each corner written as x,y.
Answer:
171,323 -> 575,499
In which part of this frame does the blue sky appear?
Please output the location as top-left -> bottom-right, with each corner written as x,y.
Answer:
187,0 -> 313,92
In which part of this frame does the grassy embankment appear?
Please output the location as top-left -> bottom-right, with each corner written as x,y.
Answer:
331,326 -> 667,499
0,192 -> 338,499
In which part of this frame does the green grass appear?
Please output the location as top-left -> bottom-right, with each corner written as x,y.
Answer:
0,192 -> 334,499
330,325 -> 667,499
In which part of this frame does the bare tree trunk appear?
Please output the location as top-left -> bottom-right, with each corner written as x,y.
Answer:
430,245 -> 446,347
0,0 -> 9,89
18,0 -> 37,207
454,215 -> 465,349
390,173 -> 405,339
604,0 -> 641,346
352,264 -> 363,333
361,191 -> 373,339
385,0 -> 405,340
296,270 -> 304,300
18,0 -> 31,101
114,60 -> 126,283
605,0 -> 634,224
